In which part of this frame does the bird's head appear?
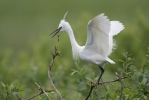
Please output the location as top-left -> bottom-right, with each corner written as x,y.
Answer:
51,12 -> 69,38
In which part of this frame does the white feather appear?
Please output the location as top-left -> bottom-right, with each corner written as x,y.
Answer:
56,13 -> 124,65
53,13 -> 125,88
84,13 -> 110,57
108,21 -> 125,55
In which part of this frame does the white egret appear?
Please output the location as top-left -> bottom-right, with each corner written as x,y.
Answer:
51,12 -> 124,86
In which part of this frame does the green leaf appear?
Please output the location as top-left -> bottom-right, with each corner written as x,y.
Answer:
79,68 -> 85,75
12,92 -> 18,96
71,69 -> 78,72
132,72 -> 140,81
142,65 -> 146,73
1,82 -> 5,88
86,83 -> 90,89
86,77 -> 94,82
123,88 -> 135,94
130,65 -> 137,71
118,59 -> 125,63
5,84 -> 11,93
71,70 -> 78,75
10,83 -> 14,90
19,86 -> 24,91
138,75 -> 143,83
118,67 -> 125,73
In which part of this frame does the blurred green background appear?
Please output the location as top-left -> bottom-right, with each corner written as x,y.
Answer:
0,0 -> 149,99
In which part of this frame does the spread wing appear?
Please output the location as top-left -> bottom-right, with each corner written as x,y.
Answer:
108,21 -> 125,54
84,13 -> 110,57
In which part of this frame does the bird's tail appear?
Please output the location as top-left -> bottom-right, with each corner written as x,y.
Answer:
105,57 -> 115,64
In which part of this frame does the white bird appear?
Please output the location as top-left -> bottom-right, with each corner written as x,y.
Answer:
51,12 -> 124,86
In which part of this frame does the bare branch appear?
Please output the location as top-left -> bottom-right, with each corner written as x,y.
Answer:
49,35 -> 61,70
98,76 -> 129,85
48,35 -> 63,100
26,36 -> 62,100
35,82 -> 51,100
27,90 -> 55,100
85,83 -> 95,100
85,75 -> 129,100
27,83 -> 55,100
48,70 -> 63,100
49,49 -> 54,56
16,94 -> 22,100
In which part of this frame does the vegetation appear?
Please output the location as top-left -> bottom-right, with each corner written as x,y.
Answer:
0,0 -> 149,100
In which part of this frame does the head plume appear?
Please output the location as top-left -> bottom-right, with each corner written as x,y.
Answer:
63,12 -> 68,21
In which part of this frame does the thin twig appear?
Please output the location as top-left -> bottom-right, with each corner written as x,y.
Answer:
48,70 -> 63,100
49,35 -> 61,70
27,82 -> 54,100
116,72 -> 123,100
27,89 -> 55,100
48,35 -> 63,100
99,76 -> 129,85
85,76 -> 129,100
6,36 -> 61,100
16,94 -> 22,100
35,82 -> 51,100
85,83 -> 95,100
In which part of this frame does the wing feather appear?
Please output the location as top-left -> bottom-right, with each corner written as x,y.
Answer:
108,21 -> 125,55
109,21 -> 124,36
84,13 -> 110,57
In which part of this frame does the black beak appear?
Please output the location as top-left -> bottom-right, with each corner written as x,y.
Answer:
50,27 -> 62,38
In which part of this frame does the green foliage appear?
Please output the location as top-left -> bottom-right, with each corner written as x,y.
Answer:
70,52 -> 149,100
118,52 -> 149,100
118,52 -> 134,76
0,0 -> 149,100
0,82 -> 24,100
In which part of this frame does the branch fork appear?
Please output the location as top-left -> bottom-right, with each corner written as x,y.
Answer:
48,35 -> 63,100
28,35 -> 63,100
85,75 -> 129,100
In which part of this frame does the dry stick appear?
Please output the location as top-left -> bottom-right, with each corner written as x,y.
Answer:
35,82 -> 51,100
27,89 -> 55,100
27,36 -> 61,100
48,35 -> 63,100
16,94 -> 22,100
115,72 -> 123,100
27,82 -> 55,100
85,76 -> 129,100
99,76 -> 129,85
85,82 -> 96,100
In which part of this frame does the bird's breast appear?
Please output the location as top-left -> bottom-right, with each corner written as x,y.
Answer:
80,51 -> 106,65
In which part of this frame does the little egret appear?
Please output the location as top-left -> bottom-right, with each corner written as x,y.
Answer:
51,13 -> 124,86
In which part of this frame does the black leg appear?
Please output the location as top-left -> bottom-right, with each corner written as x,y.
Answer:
85,65 -> 105,100
96,65 -> 104,85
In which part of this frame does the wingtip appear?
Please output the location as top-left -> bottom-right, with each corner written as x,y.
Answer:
97,13 -> 105,17
100,13 -> 105,16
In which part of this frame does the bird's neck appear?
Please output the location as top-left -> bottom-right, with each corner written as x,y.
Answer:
65,25 -> 82,61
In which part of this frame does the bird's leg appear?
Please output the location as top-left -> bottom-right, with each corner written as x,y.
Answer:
96,65 -> 104,85
85,65 -> 104,100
